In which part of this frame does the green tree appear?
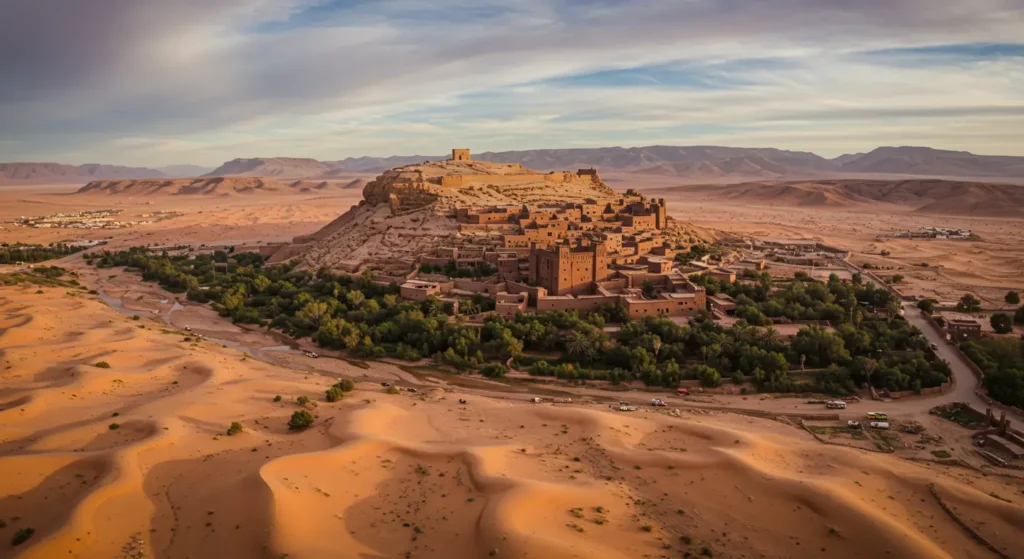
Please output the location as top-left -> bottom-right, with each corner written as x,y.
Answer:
916,299 -> 935,314
991,313 -> 1013,334
957,294 -> 982,312
297,299 -> 333,330
227,422 -> 243,436
1006,291 -> 1021,305
890,274 -> 904,284
325,386 -> 344,402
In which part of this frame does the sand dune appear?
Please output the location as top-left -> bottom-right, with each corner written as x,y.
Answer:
2,286 -> 1023,558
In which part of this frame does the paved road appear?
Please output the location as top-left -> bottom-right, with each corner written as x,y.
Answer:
901,302 -> 1021,417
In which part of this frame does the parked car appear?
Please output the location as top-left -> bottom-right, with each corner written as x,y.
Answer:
530,397 -> 543,403
676,388 -> 690,396
554,398 -> 572,404
869,421 -> 890,429
929,343 -> 939,351
458,399 -> 467,404
847,420 -> 861,428
616,405 -> 638,412
304,351 -> 319,358
825,400 -> 847,409
866,412 -> 888,420
406,388 -> 418,393
381,382 -> 392,387
650,399 -> 667,407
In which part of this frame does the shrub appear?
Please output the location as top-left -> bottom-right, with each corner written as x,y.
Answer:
296,396 -> 310,406
990,313 -> 1013,334
227,422 -> 243,436
108,423 -> 120,430
11,527 -> 35,546
94,361 -> 111,369
1006,291 -> 1021,305
479,363 -> 508,378
132,314 -> 141,320
386,385 -> 401,395
288,410 -> 314,430
325,387 -> 344,402
957,294 -> 981,312
916,300 -> 935,315
273,395 -> 282,402
642,524 -> 654,532
333,378 -> 356,392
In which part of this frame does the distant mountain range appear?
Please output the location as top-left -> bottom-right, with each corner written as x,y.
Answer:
5,146 -> 1024,184
655,178 -> 1024,218
202,146 -> 1024,181
0,162 -> 214,183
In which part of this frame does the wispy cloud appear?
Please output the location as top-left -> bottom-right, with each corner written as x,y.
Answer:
1,0 -> 1022,165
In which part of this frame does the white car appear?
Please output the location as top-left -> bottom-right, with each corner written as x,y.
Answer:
869,421 -> 890,429
650,399 -> 667,407
847,420 -> 861,428
616,405 -> 638,412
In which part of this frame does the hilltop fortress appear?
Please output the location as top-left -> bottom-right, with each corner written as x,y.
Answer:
274,149 -> 712,318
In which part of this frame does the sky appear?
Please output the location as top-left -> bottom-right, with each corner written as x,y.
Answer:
1,0 -> 1023,167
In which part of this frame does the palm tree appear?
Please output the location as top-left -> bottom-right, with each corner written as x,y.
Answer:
564,331 -> 590,358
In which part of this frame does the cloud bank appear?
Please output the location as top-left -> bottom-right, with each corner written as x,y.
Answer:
1,0 -> 1022,165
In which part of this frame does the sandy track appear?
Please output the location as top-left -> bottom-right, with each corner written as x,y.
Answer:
3,285 -> 1024,558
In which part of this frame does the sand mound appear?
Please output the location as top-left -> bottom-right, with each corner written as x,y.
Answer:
2,286 -> 1023,558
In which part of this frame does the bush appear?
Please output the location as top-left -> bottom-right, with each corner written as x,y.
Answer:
227,422 -> 242,436
94,361 -> 111,369
132,314 -> 141,320
325,386 -> 344,402
386,385 -> 401,395
333,378 -> 356,392
990,313 -> 1013,334
11,527 -> 34,546
273,395 -> 282,402
109,423 -> 120,430
288,410 -> 314,430
1006,291 -> 1021,305
296,396 -> 310,406
479,363 -> 508,378
956,294 -> 981,312
916,300 -> 934,315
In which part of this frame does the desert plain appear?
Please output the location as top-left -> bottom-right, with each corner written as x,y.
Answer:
2,174 -> 1024,559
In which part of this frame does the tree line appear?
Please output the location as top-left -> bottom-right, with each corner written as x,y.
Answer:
86,248 -> 950,396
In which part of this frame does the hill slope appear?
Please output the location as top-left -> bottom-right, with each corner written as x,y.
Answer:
277,159 -> 620,269
660,178 -> 1024,217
